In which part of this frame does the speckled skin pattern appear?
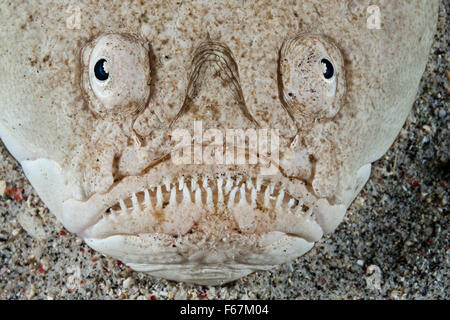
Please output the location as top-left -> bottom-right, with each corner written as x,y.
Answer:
0,0 -> 446,291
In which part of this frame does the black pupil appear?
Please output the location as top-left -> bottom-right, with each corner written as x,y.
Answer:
94,59 -> 109,81
321,58 -> 334,79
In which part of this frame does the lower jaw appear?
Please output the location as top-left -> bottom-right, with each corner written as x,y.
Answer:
74,164 -> 371,284
84,231 -> 315,285
78,180 -> 350,285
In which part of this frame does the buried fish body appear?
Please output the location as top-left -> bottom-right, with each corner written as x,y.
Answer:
0,0 -> 439,284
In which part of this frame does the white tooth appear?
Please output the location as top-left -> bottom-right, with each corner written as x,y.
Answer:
144,189 -> 153,209
202,176 -> 209,189
276,189 -> 285,208
195,187 -> 202,204
306,206 -> 314,216
182,183 -> 191,203
119,199 -> 127,213
228,187 -> 239,207
225,177 -> 233,194
178,176 -> 184,190
169,186 -> 176,206
246,178 -> 254,190
156,186 -> 163,208
251,188 -> 257,208
239,184 -> 247,205
164,180 -> 171,192
287,198 -> 295,209
191,176 -> 198,190
264,187 -> 271,207
217,177 -> 224,204
236,176 -> 242,186
206,187 -> 213,210
269,182 -> 275,194
256,176 -> 262,191
131,192 -> 140,211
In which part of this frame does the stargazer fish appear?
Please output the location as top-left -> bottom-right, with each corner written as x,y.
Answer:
0,0 -> 439,284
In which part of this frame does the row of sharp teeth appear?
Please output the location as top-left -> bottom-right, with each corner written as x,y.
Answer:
106,176 -> 312,216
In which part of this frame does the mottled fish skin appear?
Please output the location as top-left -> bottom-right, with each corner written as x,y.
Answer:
0,1 -> 439,284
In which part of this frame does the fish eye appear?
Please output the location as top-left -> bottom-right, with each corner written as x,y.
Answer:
94,59 -> 109,81
82,34 -> 151,116
279,34 -> 345,120
321,58 -> 334,80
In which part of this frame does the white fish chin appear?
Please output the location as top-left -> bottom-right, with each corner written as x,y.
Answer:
84,232 -> 315,285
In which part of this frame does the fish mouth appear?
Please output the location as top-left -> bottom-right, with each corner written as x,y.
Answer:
79,173 -> 324,242
59,153 -> 358,280
60,146 -> 330,242
61,135 -> 365,272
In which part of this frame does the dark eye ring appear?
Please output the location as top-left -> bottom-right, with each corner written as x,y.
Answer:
321,58 -> 334,79
94,59 -> 109,81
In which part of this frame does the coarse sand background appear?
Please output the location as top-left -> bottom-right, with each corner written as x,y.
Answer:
0,2 -> 448,299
